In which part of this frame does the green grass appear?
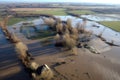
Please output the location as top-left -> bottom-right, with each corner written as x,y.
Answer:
68,10 -> 95,15
30,30 -> 56,39
16,9 -> 67,15
0,17 -> 27,26
99,21 -> 120,32
7,17 -> 27,26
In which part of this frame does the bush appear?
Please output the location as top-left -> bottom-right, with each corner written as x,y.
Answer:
66,18 -> 72,31
56,23 -> 63,34
76,23 -> 85,33
43,17 -> 55,28
63,33 -> 76,50
54,34 -> 60,43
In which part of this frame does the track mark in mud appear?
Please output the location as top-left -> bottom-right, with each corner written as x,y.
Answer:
83,72 -> 91,79
51,63 -> 68,80
94,62 -> 120,80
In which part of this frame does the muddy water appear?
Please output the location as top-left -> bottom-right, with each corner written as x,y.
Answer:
0,28 -> 30,80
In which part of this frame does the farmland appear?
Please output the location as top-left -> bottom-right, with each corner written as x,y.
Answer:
99,21 -> 120,32
10,8 -> 67,15
68,10 -> 95,15
7,17 -> 27,26
0,2 -> 120,80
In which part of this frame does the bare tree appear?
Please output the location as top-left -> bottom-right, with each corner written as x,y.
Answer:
63,33 -> 78,55
66,18 -> 72,31
56,23 -> 63,34
76,22 -> 84,33
54,34 -> 60,44
14,40 -> 31,64
43,17 -> 55,28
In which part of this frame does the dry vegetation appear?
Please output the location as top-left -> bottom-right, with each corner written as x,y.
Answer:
44,16 -> 93,55
10,8 -> 67,15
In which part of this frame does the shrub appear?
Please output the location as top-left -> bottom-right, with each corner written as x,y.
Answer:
56,23 -> 63,34
43,17 -> 55,28
54,34 -> 60,43
15,41 -> 29,63
66,18 -> 72,31
63,33 -> 76,50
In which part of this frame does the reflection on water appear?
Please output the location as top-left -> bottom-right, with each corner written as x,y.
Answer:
21,24 -> 49,38
0,29 -> 10,45
85,21 -> 120,46
81,15 -> 120,21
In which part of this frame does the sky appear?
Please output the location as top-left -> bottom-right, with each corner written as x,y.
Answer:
0,0 -> 120,5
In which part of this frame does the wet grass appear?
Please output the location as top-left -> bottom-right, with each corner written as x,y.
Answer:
0,17 -> 26,26
7,17 -> 27,26
68,10 -> 95,15
30,30 -> 56,39
99,21 -> 120,32
7,17 -> 37,26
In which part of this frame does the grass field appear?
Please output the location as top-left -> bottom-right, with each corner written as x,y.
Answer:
99,21 -> 120,32
7,17 -> 27,26
0,17 -> 27,26
10,8 -> 67,15
68,10 -> 95,15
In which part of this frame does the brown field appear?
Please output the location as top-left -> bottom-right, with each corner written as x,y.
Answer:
10,8 -> 63,11
10,8 -> 66,15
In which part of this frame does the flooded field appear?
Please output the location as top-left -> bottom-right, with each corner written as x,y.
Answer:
81,14 -> 120,21
56,15 -> 120,46
9,15 -> 120,45
1,14 -> 120,80
21,24 -> 50,38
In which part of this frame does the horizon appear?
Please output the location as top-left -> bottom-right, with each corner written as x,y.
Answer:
0,0 -> 120,5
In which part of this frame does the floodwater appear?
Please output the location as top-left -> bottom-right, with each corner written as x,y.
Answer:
1,15 -> 120,80
14,15 -> 120,45
9,16 -> 120,46
57,15 -> 120,46
21,24 -> 49,38
81,15 -> 120,21
0,29 -> 9,45
10,18 -> 49,38
0,28 -> 30,80
85,21 -> 120,46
